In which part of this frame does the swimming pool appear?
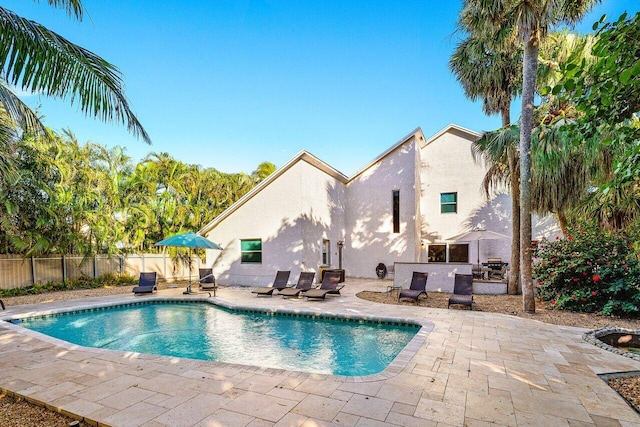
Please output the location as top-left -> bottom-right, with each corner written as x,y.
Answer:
14,301 -> 419,376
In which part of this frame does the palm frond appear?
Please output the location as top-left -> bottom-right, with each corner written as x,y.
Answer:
0,7 -> 150,143
42,0 -> 84,20
0,79 -> 45,134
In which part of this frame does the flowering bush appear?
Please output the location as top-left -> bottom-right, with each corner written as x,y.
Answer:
533,225 -> 640,316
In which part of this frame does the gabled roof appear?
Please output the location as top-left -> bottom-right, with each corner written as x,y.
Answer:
199,124 -> 476,236
199,151 -> 348,235
348,127 -> 424,183
420,123 -> 481,149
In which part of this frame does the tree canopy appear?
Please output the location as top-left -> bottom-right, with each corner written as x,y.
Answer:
0,130 -> 272,256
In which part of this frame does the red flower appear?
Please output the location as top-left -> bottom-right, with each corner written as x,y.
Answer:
580,297 -> 586,302
567,235 -> 573,240
582,271 -> 588,276
573,278 -> 579,282
592,275 -> 601,282
587,261 -> 592,266
571,294 -> 577,299
551,300 -> 556,305
591,291 -> 597,296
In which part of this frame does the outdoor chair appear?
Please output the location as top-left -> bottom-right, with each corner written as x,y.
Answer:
448,273 -> 474,310
251,271 -> 291,296
398,271 -> 428,303
0,299 -> 4,310
197,268 -> 217,296
279,272 -> 316,298
305,271 -> 344,300
132,272 -> 157,294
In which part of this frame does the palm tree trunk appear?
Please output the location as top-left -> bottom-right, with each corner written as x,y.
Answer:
508,147 -> 521,295
501,108 -> 521,295
557,210 -> 568,234
520,31 -> 538,314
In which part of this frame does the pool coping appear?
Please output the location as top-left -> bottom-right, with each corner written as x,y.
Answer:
0,296 -> 434,384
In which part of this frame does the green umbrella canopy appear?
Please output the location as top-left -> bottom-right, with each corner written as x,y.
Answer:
155,232 -> 222,249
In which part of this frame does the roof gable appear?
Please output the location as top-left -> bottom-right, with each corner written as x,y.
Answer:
199,151 -> 348,235
420,124 -> 481,149
347,128 -> 424,183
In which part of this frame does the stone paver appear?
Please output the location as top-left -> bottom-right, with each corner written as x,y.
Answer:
1,278 -> 640,426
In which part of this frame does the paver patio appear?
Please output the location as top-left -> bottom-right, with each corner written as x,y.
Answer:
1,278 -> 639,426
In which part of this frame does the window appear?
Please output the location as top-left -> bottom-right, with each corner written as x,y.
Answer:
449,244 -> 469,263
428,244 -> 446,262
322,239 -> 330,265
240,239 -> 262,264
392,190 -> 400,233
440,192 -> 457,213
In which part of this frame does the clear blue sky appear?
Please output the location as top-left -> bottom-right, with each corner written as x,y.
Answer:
7,1 -> 639,176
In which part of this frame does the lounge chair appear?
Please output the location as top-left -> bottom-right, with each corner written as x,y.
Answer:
0,299 -> 4,310
251,271 -> 291,296
132,272 -> 157,294
398,272 -> 428,303
198,268 -> 217,296
279,272 -> 316,298
305,271 -> 344,300
448,273 -> 474,310
198,268 -> 216,290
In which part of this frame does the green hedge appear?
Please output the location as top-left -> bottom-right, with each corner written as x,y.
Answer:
0,273 -> 137,298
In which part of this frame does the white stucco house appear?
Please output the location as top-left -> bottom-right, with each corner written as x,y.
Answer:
199,124 -> 552,288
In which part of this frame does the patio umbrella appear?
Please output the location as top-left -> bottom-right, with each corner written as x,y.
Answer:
155,232 -> 222,291
446,229 -> 509,265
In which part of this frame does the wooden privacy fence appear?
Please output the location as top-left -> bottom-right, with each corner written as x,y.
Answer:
0,254 -> 203,290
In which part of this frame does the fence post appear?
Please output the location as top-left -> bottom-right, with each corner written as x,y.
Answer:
94,255 -> 97,278
62,255 -> 66,283
31,257 -> 36,285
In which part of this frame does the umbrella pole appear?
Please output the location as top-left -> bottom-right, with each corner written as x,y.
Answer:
183,249 -> 195,294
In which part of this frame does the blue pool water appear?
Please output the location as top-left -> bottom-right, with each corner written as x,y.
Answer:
16,302 -> 418,376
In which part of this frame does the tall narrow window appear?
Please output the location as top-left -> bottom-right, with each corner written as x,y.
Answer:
440,192 -> 457,213
322,239 -> 330,265
240,239 -> 262,264
392,190 -> 400,233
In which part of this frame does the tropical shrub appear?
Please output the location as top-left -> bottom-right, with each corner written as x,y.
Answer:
533,225 -> 640,316
0,273 -> 137,298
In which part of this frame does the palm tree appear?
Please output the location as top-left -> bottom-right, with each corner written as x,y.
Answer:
460,0 -> 598,313
450,27 -> 522,295
0,1 -> 150,143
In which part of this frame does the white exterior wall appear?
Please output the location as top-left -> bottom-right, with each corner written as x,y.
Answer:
419,128 -> 511,265
344,136 -> 420,278
204,160 -> 346,286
